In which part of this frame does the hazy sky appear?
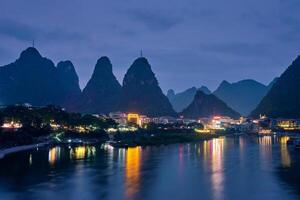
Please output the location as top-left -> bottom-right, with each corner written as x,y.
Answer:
0,0 -> 300,93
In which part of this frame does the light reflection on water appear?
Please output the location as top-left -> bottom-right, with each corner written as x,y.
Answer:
211,138 -> 224,200
258,136 -> 273,170
70,146 -> 96,160
0,136 -> 299,200
125,147 -> 141,199
48,147 -> 61,165
279,136 -> 291,168
48,146 -> 97,165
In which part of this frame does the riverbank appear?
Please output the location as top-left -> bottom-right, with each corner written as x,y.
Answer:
0,133 -> 222,157
0,130 -> 235,157
0,142 -> 49,159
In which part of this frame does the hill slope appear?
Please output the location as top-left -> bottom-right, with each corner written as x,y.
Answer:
0,47 -> 81,109
119,57 -> 175,117
213,79 -> 271,116
251,56 -> 300,118
79,57 -> 121,114
167,86 -> 211,112
181,90 -> 240,119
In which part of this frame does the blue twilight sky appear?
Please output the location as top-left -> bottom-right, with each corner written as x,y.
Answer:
0,0 -> 300,93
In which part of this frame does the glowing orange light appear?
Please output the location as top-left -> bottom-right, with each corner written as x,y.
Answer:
127,113 -> 141,126
125,147 -> 141,199
48,147 -> 61,165
194,128 -> 211,134
2,121 -> 22,129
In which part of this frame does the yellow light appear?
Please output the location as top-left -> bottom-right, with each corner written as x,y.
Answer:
127,113 -> 142,127
74,125 -> 88,133
48,147 -> 61,165
279,136 -> 291,168
107,128 -> 118,133
277,120 -> 300,130
125,147 -> 141,199
71,146 -> 86,159
194,128 -> 211,134
1,121 -> 22,129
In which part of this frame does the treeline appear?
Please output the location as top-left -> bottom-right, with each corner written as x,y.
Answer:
0,105 -> 116,148
0,105 -> 116,129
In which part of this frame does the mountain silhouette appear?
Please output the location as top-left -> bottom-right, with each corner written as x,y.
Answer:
167,86 -> 211,112
0,47 -> 80,108
56,60 -> 81,110
251,56 -> 300,118
213,79 -> 273,116
119,57 -> 175,117
181,90 -> 240,119
79,57 -> 121,114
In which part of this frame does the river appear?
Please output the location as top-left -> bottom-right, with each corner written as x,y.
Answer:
0,135 -> 299,200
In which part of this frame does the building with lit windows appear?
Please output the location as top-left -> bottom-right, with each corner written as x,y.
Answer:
127,113 -> 141,126
277,119 -> 300,131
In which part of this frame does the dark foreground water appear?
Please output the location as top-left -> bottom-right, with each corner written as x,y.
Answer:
0,135 -> 300,200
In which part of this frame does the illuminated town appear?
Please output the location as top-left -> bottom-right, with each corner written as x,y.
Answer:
1,104 -> 300,151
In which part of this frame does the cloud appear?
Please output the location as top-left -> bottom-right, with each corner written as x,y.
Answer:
126,9 -> 182,31
0,19 -> 85,42
201,42 -> 271,57
0,19 -> 36,41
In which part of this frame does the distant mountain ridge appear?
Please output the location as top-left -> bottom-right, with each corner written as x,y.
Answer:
0,47 -> 81,109
251,56 -> 300,118
181,90 -> 240,119
167,86 -> 211,112
213,79 -> 276,116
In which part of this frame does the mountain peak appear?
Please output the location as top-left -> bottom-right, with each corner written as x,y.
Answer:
90,56 -> 114,80
19,47 -> 42,60
80,56 -> 121,114
131,57 -> 149,68
214,79 -> 270,116
181,90 -> 240,119
235,79 -> 267,87
135,56 -> 148,63
123,57 -> 157,88
119,57 -> 175,117
199,86 -> 211,94
220,80 -> 230,87
0,47 -> 79,108
126,57 -> 152,75
167,89 -> 175,99
96,56 -> 112,70
57,60 -> 79,83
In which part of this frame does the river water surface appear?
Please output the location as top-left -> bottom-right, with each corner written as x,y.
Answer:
0,135 -> 299,200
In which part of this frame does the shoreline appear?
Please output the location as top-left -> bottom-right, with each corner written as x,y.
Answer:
109,134 -> 223,148
0,134 -> 223,157
0,142 -> 49,159
0,132 -> 292,157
